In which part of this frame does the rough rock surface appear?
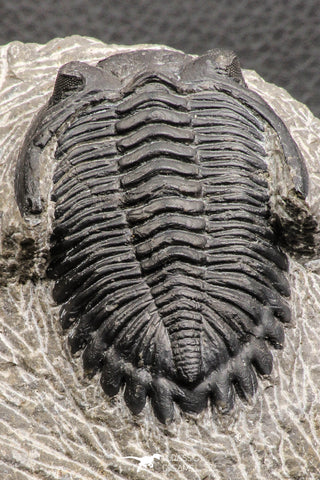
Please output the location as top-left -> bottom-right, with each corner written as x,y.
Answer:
0,36 -> 320,480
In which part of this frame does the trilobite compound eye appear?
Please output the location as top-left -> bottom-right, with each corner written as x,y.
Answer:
204,49 -> 245,84
50,71 -> 84,105
226,56 -> 244,84
180,49 -> 245,85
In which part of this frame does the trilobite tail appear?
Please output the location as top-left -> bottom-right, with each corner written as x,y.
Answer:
166,311 -> 203,385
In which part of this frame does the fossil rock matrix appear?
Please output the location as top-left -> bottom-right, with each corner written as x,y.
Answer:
1,37 -> 320,479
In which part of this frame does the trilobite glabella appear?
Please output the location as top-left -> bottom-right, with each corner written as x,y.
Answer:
15,48 -> 316,423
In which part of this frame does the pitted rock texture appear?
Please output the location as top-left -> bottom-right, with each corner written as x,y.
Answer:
1,37 -> 320,480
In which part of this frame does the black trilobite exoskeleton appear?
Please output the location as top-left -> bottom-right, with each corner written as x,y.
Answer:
15,48 -> 316,423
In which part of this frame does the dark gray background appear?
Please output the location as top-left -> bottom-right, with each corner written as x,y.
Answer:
1,0 -> 319,117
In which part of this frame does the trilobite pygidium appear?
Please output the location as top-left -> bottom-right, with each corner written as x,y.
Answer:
15,48 -> 316,423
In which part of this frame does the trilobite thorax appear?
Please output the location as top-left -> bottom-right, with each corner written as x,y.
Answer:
15,48 -> 316,423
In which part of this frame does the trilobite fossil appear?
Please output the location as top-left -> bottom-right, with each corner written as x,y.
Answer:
15,48 -> 316,423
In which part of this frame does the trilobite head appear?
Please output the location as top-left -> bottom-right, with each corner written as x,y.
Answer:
15,47 -> 316,424
97,48 -> 187,82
